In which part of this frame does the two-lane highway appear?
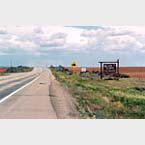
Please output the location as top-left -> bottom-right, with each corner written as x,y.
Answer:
0,68 -> 42,102
0,68 -> 58,118
0,68 -> 80,119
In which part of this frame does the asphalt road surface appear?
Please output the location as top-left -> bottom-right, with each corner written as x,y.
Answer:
0,68 -> 42,100
0,68 -> 79,119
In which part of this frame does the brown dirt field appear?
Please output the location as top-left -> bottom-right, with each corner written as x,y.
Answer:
119,67 -> 145,78
0,68 -> 9,73
65,67 -> 145,78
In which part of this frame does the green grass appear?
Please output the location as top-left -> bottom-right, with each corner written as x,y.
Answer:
0,73 -> 7,76
51,68 -> 145,119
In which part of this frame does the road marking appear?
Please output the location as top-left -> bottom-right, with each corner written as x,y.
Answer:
0,75 -> 40,104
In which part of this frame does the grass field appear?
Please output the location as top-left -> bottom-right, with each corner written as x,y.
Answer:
0,73 -> 7,76
51,69 -> 145,119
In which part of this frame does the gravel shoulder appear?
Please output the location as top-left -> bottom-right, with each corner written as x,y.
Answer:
49,69 -> 81,119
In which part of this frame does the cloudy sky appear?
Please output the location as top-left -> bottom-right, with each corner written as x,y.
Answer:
0,26 -> 145,67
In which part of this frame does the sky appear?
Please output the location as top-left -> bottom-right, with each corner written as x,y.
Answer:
1,26 -> 145,67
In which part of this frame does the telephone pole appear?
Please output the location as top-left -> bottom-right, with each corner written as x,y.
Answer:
10,59 -> 12,68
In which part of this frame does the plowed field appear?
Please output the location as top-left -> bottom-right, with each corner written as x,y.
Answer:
66,67 -> 145,78
0,68 -> 9,73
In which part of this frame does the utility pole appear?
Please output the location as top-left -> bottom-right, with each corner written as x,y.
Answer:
10,59 -> 13,73
10,59 -> 12,68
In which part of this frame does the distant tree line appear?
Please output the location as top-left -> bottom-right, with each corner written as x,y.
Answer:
6,66 -> 33,73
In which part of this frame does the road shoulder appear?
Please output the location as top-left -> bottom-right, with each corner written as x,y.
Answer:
49,70 -> 81,119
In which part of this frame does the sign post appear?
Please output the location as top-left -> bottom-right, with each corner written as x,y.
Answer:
100,62 -> 103,79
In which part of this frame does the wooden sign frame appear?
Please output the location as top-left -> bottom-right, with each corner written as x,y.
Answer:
98,59 -> 119,79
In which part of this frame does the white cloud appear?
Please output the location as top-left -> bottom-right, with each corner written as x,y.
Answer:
103,35 -> 143,51
1,26 -> 145,55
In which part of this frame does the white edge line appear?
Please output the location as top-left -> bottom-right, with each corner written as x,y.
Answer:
0,75 -> 41,104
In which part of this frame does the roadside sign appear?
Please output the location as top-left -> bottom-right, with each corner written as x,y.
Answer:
103,63 -> 116,74
71,61 -> 77,67
98,59 -> 119,79
81,67 -> 86,72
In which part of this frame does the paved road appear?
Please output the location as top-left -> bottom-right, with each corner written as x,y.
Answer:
0,68 -> 80,119
0,68 -> 42,100
0,68 -> 58,118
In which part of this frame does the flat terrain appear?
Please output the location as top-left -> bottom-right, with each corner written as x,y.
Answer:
0,68 -> 79,119
120,67 -> 145,78
52,69 -> 145,119
66,67 -> 145,78
0,68 -> 8,73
